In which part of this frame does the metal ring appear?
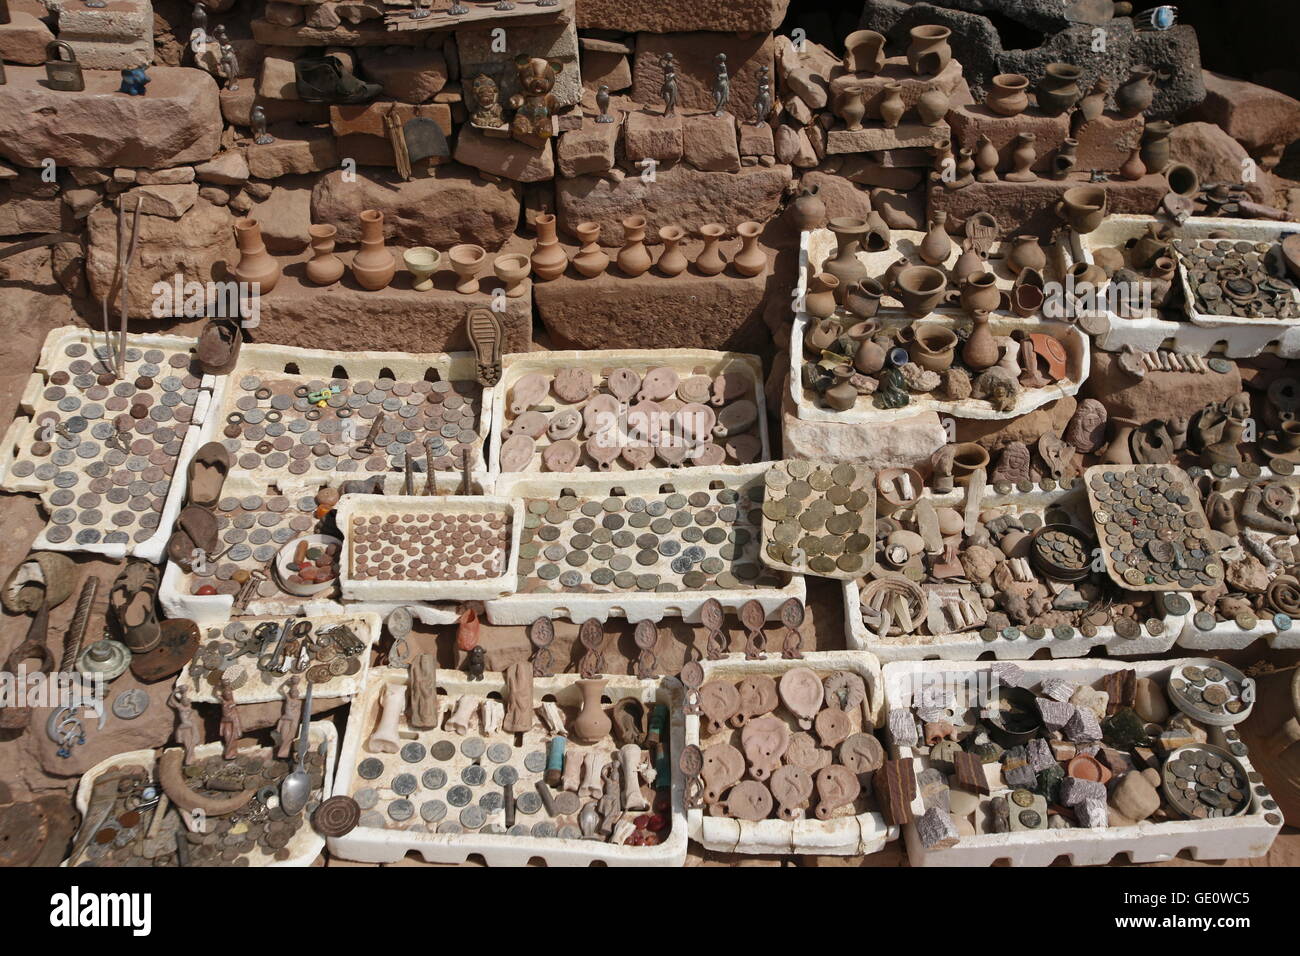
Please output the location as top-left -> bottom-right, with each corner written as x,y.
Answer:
305,408 -> 322,421
254,387 -> 273,401
337,407 -> 352,418
1135,5 -> 1177,30
294,385 -> 310,398
265,410 -> 282,422
226,412 -> 244,425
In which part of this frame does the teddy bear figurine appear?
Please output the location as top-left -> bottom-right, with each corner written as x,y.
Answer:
508,55 -> 563,143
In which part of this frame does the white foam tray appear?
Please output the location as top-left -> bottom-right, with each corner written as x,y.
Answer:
68,720 -> 337,868
1070,214 -> 1300,358
488,348 -> 770,475
0,326 -> 220,563
328,666 -> 688,866
882,658 -> 1283,866
487,464 -> 806,625
335,493 -> 523,602
842,481 -> 1189,661
791,230 -> 1089,424
682,650 -> 897,855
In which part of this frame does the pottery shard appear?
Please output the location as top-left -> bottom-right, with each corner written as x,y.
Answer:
557,120 -> 620,178
195,150 -> 251,186
0,12 -> 55,65
311,164 -> 521,250
683,113 -> 741,173
0,66 -> 221,170
1190,70 -> 1300,166
454,125 -> 555,183
358,46 -> 448,104
86,200 -> 237,319
633,31 -> 775,123
247,124 -> 340,179
578,0 -> 789,33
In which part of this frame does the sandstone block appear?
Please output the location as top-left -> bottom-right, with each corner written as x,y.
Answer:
624,109 -> 683,165
683,112 -> 741,172
246,124 -> 339,178
557,119 -> 619,178
0,12 -> 54,65
453,124 -> 554,183
633,31 -> 774,122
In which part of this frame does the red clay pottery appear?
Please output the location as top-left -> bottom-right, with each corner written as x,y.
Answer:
656,225 -> 688,276
907,24 -> 951,76
616,215 -> 652,277
530,213 -> 568,280
894,265 -> 947,318
351,209 -> 396,290
230,218 -> 281,294
694,223 -> 726,275
572,221 -> 610,278
1036,62 -> 1082,116
571,678 -> 611,744
1114,66 -> 1156,118
985,73 -> 1029,117
733,220 -> 766,276
843,29 -> 886,74
305,223 -> 344,285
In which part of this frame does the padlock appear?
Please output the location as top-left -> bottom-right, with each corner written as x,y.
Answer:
45,40 -> 85,92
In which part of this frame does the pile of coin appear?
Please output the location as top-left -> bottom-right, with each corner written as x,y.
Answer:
1028,525 -> 1092,581
1175,238 -> 1300,320
1085,465 -> 1222,591
1168,661 -> 1250,722
515,481 -> 785,593
350,511 -> 511,581
4,338 -> 203,549
1161,745 -> 1251,819
185,494 -> 319,597
220,372 -> 484,480
761,460 -> 875,579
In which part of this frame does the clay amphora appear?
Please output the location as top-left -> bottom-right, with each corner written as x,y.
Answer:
351,209 -> 396,290
1115,66 -> 1156,117
572,220 -> 609,278
962,308 -> 999,369
895,266 -> 947,318
834,87 -> 867,131
907,24 -> 951,76
527,213 -> 566,281
789,184 -> 826,231
804,273 -> 839,319
571,679 -> 612,744
1140,120 -> 1172,173
1055,185 -> 1108,233
694,223 -> 727,275
616,215 -> 653,277
1006,235 -> 1046,276
878,81 -> 905,128
918,210 -> 952,266
985,73 -> 1029,117
733,220 -> 766,277
974,134 -> 999,183
1036,63 -> 1082,116
231,218 -> 281,294
305,223 -> 343,285
916,88 -> 949,126
823,217 -> 869,295
656,225 -> 688,276
960,272 -> 999,314
1005,132 -> 1037,182
908,322 -> 958,372
843,29 -> 886,74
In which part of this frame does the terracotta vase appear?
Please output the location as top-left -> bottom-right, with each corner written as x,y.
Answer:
616,215 -> 652,277
823,217 -> 869,296
1132,223 -> 1174,268
854,336 -> 886,375
305,223 -> 343,285
878,81 -> 905,128
1115,66 -> 1156,118
962,309 -> 999,370
1078,79 -> 1109,123
1036,63 -> 1082,116
985,73 -> 1029,117
733,221 -> 766,277
1005,132 -> 1037,182
919,210 -> 952,266
843,29 -> 886,74
571,220 -> 609,278
894,265 -> 947,319
1166,162 -> 1200,198
907,24 -> 952,76
1102,417 -> 1139,465
974,134 -> 999,183
351,209 -> 396,291
1006,235 -> 1046,276
656,225 -> 688,277
572,679 -> 612,745
909,323 -> 958,372
1055,185 -> 1108,234
403,246 -> 440,291
834,87 -> 867,131
804,272 -> 839,318
1140,120 -> 1172,174
823,367 -> 859,412
916,88 -> 949,126
231,218 -> 281,294
531,213 -> 569,281
956,147 -> 976,184
1120,147 -> 1146,181
694,223 -> 726,275
789,184 -> 826,232
960,272 -> 999,314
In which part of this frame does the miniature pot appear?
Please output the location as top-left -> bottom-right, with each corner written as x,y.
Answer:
493,253 -> 530,297
1119,147 -> 1146,181
844,278 -> 884,319
448,243 -> 486,294
1166,162 -> 1200,198
788,185 -> 826,232
1140,120 -> 1172,174
1055,185 -> 1108,234
351,209 -> 396,291
878,81 -> 905,128
694,223 -> 727,276
571,679 -> 611,745
530,213 -> 569,281
962,308 -> 999,370
985,73 -> 1029,117
918,210 -> 952,266
1102,416 -> 1139,465
230,217 -> 281,294
834,86 -> 867,131
1036,62 -> 1082,116
656,225 -> 689,277
1005,132 -> 1037,182
403,246 -> 439,291
853,335 -> 886,375
907,24 -> 952,76
1078,79 -> 1109,123
908,322 -> 958,372
959,272 -> 1000,314
304,223 -> 343,286
823,216 -> 869,297
616,214 -> 653,277
843,29 -> 886,74
974,134 -> 999,183
950,442 -> 990,483
804,272 -> 839,319
916,88 -> 949,126
823,368 -> 859,412
733,220 -> 766,277
571,220 -> 610,278
895,265 -> 947,318
1114,66 -> 1156,118
1005,235 -> 1046,276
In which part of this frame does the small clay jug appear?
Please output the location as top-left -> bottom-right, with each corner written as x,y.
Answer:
657,225 -> 689,277
985,73 -> 1029,117
733,220 -> 766,277
909,322 -> 958,372
1055,185 -> 1108,234
956,147 -> 976,184
1140,120 -> 1172,174
571,221 -> 610,278
960,271 -> 999,314
878,81 -> 905,128
1005,235 -> 1046,276
1115,66 -> 1156,118
231,218 -> 281,294
962,309 -> 999,370
919,211 -> 952,266
1166,162 -> 1199,198
834,87 -> 867,131
844,278 -> 883,319
789,184 -> 826,232
1078,78 -> 1109,123
1005,132 -> 1037,182
1132,222 -> 1173,268
616,215 -> 652,278
305,223 -> 343,285
1119,147 -> 1146,181
530,213 -> 569,281
916,88 -> 949,126
843,29 -> 886,74
804,273 -> 839,319
953,241 -> 985,283
823,367 -> 859,412
823,217 -> 870,295
350,209 -> 395,291
853,335 -> 886,375
883,256 -> 909,293
694,223 -> 726,276
974,134 -> 999,183
572,679 -> 612,745
1036,63 -> 1082,116
907,24 -> 952,76
894,265 -> 947,319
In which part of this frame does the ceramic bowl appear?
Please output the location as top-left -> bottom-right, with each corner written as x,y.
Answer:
275,534 -> 343,597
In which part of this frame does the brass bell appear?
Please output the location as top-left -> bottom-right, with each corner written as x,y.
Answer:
44,40 -> 84,92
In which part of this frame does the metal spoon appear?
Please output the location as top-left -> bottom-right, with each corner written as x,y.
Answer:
280,681 -> 313,816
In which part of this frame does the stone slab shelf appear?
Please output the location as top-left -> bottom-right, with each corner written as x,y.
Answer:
946,104 -> 1143,175
248,254 -> 533,356
826,120 -> 950,155
382,0 -> 574,32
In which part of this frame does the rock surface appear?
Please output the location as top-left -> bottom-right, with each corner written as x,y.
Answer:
1082,348 -> 1242,423
781,392 -> 948,468
632,32 -> 776,123
577,0 -> 790,33
1190,70 -> 1300,167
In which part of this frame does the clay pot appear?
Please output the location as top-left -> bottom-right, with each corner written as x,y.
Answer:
694,223 -> 727,275
823,217 -> 869,296
1051,137 -> 1078,180
853,335 -> 886,375
959,272 -> 1000,314
403,246 -> 440,291
571,221 -> 610,278
572,679 -> 612,745
616,215 -> 653,278
907,24 -> 952,76
1036,63 -> 1082,116
883,256 -> 909,294
1102,417 -> 1139,465
448,243 -> 486,294
803,315 -> 840,354
918,210 -> 952,266
1005,132 -> 1037,182
843,29 -> 886,74
804,272 -> 839,319
1114,66 -> 1156,118
656,225 -> 688,277
834,87 -> 867,131
1005,235 -> 1046,276
1078,78 -> 1109,123
951,442 -> 990,482
528,214 -> 568,281
823,367 -> 859,412
985,73 -> 1029,117
908,322 -> 958,372
953,242 -> 985,283
962,308 -> 999,370
1140,120 -> 1172,173
351,209 -> 396,291
1149,255 -> 1176,281
916,88 -> 949,126
304,223 -> 343,285
844,278 -> 884,319
1131,222 -> 1173,268
493,253 -> 530,297
1166,162 -> 1200,198
1067,260 -> 1107,288
733,220 -> 766,277
1055,185 -> 1108,234
788,184 -> 826,232
895,266 -> 947,319
230,218 -> 281,294
878,81 -> 905,128
974,134 -> 999,183
1119,147 -> 1146,181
